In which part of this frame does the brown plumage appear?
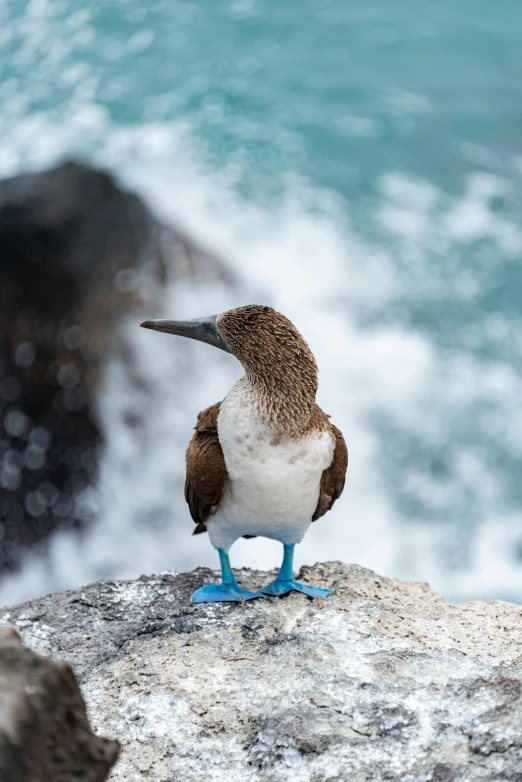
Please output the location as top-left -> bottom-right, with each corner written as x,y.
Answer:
216,305 -> 318,433
185,402 -> 226,533
312,423 -> 348,521
184,305 -> 348,536
185,402 -> 263,538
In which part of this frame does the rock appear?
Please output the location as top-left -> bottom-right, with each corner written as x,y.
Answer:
2,561 -> 522,781
0,161 -> 227,571
0,625 -> 119,781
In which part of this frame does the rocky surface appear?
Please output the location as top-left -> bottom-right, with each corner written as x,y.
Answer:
2,561 -> 522,781
0,161 -> 226,571
0,625 -> 119,781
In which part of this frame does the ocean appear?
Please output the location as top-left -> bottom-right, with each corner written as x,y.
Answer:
1,0 -> 522,604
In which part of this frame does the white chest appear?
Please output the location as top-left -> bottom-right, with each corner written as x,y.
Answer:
206,379 -> 334,551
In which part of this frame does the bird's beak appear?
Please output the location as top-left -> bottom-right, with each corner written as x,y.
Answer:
140,315 -> 231,354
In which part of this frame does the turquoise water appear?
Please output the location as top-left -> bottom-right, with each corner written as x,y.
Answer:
3,2 -> 521,193
1,0 -> 522,602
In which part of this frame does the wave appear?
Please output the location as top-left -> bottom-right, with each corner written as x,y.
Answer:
1,111 -> 521,606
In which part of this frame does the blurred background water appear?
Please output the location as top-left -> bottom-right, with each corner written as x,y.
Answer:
1,0 -> 521,604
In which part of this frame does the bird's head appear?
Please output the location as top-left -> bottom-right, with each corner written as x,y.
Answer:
141,305 -> 318,426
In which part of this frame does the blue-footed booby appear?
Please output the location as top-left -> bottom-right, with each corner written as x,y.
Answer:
141,305 -> 348,603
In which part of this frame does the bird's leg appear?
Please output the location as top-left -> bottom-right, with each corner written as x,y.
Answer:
260,544 -> 334,598
191,548 -> 267,603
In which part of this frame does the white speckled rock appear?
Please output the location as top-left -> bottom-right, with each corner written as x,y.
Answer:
2,562 -> 522,781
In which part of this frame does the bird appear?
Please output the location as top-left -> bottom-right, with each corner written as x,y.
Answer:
140,305 -> 348,603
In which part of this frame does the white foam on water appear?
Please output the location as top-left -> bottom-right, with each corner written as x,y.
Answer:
1,107 -> 522,606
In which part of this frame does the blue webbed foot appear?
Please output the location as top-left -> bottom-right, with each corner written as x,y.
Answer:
260,579 -> 333,599
191,583 -> 266,604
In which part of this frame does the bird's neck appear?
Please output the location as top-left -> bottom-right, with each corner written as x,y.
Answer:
243,364 -> 318,435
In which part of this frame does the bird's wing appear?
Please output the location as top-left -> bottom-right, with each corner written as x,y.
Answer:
312,420 -> 348,522
185,402 -> 228,534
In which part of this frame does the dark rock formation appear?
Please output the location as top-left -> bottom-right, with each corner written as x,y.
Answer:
0,625 -> 119,781
2,561 -> 522,781
0,161 -> 225,571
